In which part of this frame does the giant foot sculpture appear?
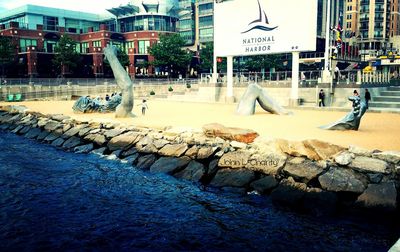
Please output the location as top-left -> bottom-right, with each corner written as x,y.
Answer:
236,83 -> 291,116
103,46 -> 135,118
320,96 -> 367,130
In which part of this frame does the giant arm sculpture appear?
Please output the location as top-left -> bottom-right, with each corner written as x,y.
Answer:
320,96 -> 367,130
103,45 -> 135,118
236,83 -> 291,116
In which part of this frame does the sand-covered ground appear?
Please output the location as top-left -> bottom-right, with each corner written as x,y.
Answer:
1,100 -> 400,151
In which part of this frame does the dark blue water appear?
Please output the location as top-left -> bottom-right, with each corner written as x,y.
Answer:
0,131 -> 398,251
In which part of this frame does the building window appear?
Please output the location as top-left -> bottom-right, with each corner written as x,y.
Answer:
92,40 -> 101,47
43,16 -> 59,31
346,22 -> 351,28
126,41 -> 135,54
138,40 -> 150,54
19,38 -> 37,52
81,42 -> 89,53
199,16 -> 213,27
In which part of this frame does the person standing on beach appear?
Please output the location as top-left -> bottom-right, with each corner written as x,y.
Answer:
318,89 -> 325,107
138,99 -> 148,115
364,89 -> 371,109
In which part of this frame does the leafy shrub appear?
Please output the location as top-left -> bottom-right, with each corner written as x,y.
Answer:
168,86 -> 174,92
186,83 -> 191,89
150,90 -> 155,95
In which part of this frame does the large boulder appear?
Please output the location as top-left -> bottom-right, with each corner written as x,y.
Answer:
302,139 -> 345,160
275,139 -> 320,160
44,120 -> 62,132
245,153 -> 287,175
174,160 -> 206,181
210,168 -> 256,188
74,143 -> 95,154
51,138 -> 65,147
63,126 -> 84,138
372,151 -> 400,164
270,177 -> 307,207
24,127 -> 42,139
250,176 -> 278,194
185,146 -> 199,159
334,151 -> 354,166
136,154 -> 157,170
202,123 -> 259,143
104,128 -> 126,139
197,146 -> 216,159
149,156 -> 191,174
350,156 -> 389,174
302,188 -> 338,215
349,145 -> 373,157
108,132 -> 140,151
283,159 -> 326,183
356,182 -> 397,211
318,167 -> 367,193
62,136 -> 84,149
158,143 -> 188,157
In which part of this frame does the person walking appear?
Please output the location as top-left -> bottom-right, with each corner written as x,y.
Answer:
318,89 -> 325,107
364,89 -> 371,109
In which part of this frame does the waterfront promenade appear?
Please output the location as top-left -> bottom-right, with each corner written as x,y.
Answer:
1,100 -> 399,151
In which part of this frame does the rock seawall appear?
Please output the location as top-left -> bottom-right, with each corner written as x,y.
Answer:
0,106 -> 399,214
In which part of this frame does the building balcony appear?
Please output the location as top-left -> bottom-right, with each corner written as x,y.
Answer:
198,0 -> 213,4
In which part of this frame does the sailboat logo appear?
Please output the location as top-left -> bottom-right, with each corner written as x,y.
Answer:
242,0 -> 278,34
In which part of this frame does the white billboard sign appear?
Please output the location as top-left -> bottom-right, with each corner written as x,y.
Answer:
214,0 -> 318,57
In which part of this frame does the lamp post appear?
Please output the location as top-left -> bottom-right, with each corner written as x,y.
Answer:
322,0 -> 332,83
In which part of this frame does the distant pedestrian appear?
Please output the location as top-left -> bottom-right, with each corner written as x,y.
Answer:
138,99 -> 148,115
105,94 -> 110,101
364,89 -> 371,109
318,89 -> 325,107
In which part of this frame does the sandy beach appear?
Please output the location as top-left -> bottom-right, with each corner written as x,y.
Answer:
1,99 -> 400,151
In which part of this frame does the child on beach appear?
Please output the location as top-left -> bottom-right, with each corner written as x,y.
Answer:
138,99 -> 148,115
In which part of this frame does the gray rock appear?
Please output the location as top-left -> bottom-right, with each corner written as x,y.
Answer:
185,146 -> 199,159
250,176 -> 278,193
334,151 -> 354,166
91,147 -> 107,155
84,134 -> 107,146
270,177 -> 307,207
19,126 -> 31,135
208,159 -> 219,175
62,136 -> 84,149
210,168 -> 255,188
89,128 -> 101,134
197,147 -> 216,159
372,151 -> 400,164
78,127 -> 91,137
368,173 -> 383,183
51,138 -> 65,147
230,141 -> 247,149
44,120 -> 62,131
108,132 -> 140,151
150,156 -> 191,174
318,167 -> 367,193
62,124 -> 72,133
11,125 -> 24,134
37,130 -> 50,141
122,153 -> 140,165
283,160 -> 326,183
74,143 -> 94,154
349,145 -> 372,157
356,182 -> 397,211
158,143 -> 188,157
121,147 -> 138,158
112,150 -> 123,158
44,131 -> 62,142
245,153 -> 287,175
50,114 -> 70,122
136,154 -> 157,170
136,136 -> 153,148
137,143 -> 158,154
350,156 -> 389,174
104,128 -> 125,139
153,139 -> 170,149
174,160 -> 206,181
24,127 -> 42,139
63,127 -> 82,138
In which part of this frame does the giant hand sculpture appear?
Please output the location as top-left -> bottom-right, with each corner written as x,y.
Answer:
236,83 -> 291,116
103,45 -> 135,118
320,95 -> 367,130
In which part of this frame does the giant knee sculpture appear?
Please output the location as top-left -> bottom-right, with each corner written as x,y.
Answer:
320,95 -> 367,130
236,83 -> 290,116
104,46 -> 135,118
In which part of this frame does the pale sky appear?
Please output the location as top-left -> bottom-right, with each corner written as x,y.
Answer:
0,0 -> 132,14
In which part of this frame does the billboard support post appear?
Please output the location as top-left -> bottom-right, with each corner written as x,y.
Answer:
226,56 -> 234,102
290,51 -> 300,106
322,0 -> 331,83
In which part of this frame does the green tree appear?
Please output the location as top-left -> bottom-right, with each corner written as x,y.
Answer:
148,33 -> 191,77
53,35 -> 80,77
244,54 -> 283,72
0,36 -> 16,77
199,42 -> 213,73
